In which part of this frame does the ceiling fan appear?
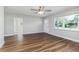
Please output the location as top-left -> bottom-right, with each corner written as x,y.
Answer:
31,6 -> 52,15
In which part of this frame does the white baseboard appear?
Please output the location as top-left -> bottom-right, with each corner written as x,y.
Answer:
4,34 -> 15,36
23,32 -> 43,35
47,32 -> 79,43
4,32 -> 43,37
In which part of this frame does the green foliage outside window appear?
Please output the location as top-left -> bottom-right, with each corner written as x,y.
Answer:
55,14 -> 79,30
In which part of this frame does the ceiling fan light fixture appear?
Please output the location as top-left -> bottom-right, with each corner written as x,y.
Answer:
37,11 -> 45,15
31,6 -> 52,16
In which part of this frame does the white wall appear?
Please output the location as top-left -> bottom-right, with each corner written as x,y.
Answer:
4,14 -> 14,36
23,16 -> 43,34
44,8 -> 79,42
4,13 -> 43,36
0,6 -> 5,48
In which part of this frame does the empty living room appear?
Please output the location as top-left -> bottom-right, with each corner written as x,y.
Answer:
0,6 -> 79,52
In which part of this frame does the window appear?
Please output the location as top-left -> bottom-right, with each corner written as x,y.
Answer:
54,14 -> 79,31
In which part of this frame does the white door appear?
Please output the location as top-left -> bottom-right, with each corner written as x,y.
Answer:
44,19 -> 49,33
14,17 -> 23,41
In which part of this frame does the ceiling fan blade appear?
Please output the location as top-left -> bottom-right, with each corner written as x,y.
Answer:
31,9 -> 38,11
44,10 -> 52,12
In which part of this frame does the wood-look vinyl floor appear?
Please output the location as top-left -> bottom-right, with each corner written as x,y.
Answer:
0,33 -> 79,52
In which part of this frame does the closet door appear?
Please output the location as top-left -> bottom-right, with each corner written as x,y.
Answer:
14,17 -> 23,41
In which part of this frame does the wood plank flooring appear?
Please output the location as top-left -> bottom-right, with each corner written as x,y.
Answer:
0,33 -> 79,52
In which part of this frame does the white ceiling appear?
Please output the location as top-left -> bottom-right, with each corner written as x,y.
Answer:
4,6 -> 78,17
